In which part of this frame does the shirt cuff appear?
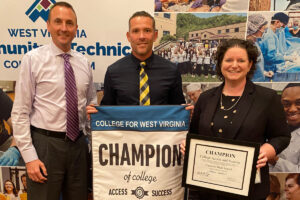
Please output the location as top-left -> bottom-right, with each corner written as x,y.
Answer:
20,148 -> 39,163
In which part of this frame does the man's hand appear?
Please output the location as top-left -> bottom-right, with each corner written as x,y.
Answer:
26,159 -> 48,183
180,140 -> 186,157
86,104 -> 98,120
0,146 -> 20,166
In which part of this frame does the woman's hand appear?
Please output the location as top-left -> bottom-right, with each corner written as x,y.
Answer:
256,150 -> 268,169
183,104 -> 194,120
256,143 -> 276,169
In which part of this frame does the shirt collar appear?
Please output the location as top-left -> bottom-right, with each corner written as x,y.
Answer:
50,40 -> 75,57
130,52 -> 154,69
290,125 -> 300,133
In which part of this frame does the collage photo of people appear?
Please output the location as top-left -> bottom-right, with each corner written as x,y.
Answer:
154,0 -> 300,199
0,167 -> 26,200
0,82 -> 27,200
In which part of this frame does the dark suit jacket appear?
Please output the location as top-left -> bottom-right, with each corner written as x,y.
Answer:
189,80 -> 290,199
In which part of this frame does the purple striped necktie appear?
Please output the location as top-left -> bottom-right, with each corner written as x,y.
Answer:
61,53 -> 79,141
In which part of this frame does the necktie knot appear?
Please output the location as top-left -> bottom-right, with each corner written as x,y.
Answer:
61,53 -> 70,61
140,61 -> 146,68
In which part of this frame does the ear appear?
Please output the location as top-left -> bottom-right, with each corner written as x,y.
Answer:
74,23 -> 78,34
248,61 -> 253,72
126,31 -> 131,43
154,30 -> 158,42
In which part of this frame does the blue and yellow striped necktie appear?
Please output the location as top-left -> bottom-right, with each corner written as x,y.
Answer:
139,61 -> 150,105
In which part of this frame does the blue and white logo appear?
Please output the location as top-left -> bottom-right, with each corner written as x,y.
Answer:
26,0 -> 56,22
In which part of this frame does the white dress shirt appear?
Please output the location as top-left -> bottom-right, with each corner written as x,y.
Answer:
12,41 -> 97,163
270,127 -> 300,172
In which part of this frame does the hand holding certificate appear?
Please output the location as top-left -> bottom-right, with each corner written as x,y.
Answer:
182,134 -> 260,199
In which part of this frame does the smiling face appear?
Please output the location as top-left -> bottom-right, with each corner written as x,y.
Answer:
285,178 -> 300,200
220,47 -> 252,84
282,86 -> 300,127
4,181 -> 14,193
126,16 -> 157,61
47,5 -> 78,52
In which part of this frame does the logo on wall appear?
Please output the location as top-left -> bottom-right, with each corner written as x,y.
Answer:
26,0 -> 56,22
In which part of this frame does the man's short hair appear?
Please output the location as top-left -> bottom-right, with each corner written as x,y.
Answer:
128,11 -> 155,30
283,83 -> 300,92
48,1 -> 77,22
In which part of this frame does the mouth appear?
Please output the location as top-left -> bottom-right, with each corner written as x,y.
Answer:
58,32 -> 70,38
59,35 -> 69,38
287,113 -> 300,121
228,70 -> 241,74
137,43 -> 148,46
287,111 -> 300,117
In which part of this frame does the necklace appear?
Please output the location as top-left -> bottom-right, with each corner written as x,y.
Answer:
220,93 -> 242,111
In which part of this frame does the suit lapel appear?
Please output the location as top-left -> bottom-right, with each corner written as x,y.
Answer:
223,80 -> 255,139
201,84 -> 223,137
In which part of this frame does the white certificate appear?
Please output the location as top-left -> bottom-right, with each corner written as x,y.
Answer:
182,134 -> 260,199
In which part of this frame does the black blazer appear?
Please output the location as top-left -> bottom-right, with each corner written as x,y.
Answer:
189,80 -> 290,199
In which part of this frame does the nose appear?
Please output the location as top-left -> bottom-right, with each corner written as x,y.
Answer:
232,60 -> 238,68
288,104 -> 298,112
61,22 -> 67,31
138,31 -> 146,39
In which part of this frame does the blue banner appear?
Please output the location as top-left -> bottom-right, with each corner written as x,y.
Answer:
91,105 -> 189,131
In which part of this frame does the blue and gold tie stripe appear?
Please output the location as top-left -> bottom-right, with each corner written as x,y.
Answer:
139,62 -> 150,105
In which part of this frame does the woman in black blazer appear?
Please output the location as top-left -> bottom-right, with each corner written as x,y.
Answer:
181,39 -> 290,200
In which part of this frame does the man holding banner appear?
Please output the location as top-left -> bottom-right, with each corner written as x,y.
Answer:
12,2 -> 96,200
93,11 -> 185,106
87,11 -> 190,200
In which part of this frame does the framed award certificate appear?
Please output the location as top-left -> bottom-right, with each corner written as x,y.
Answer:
182,134 -> 260,199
